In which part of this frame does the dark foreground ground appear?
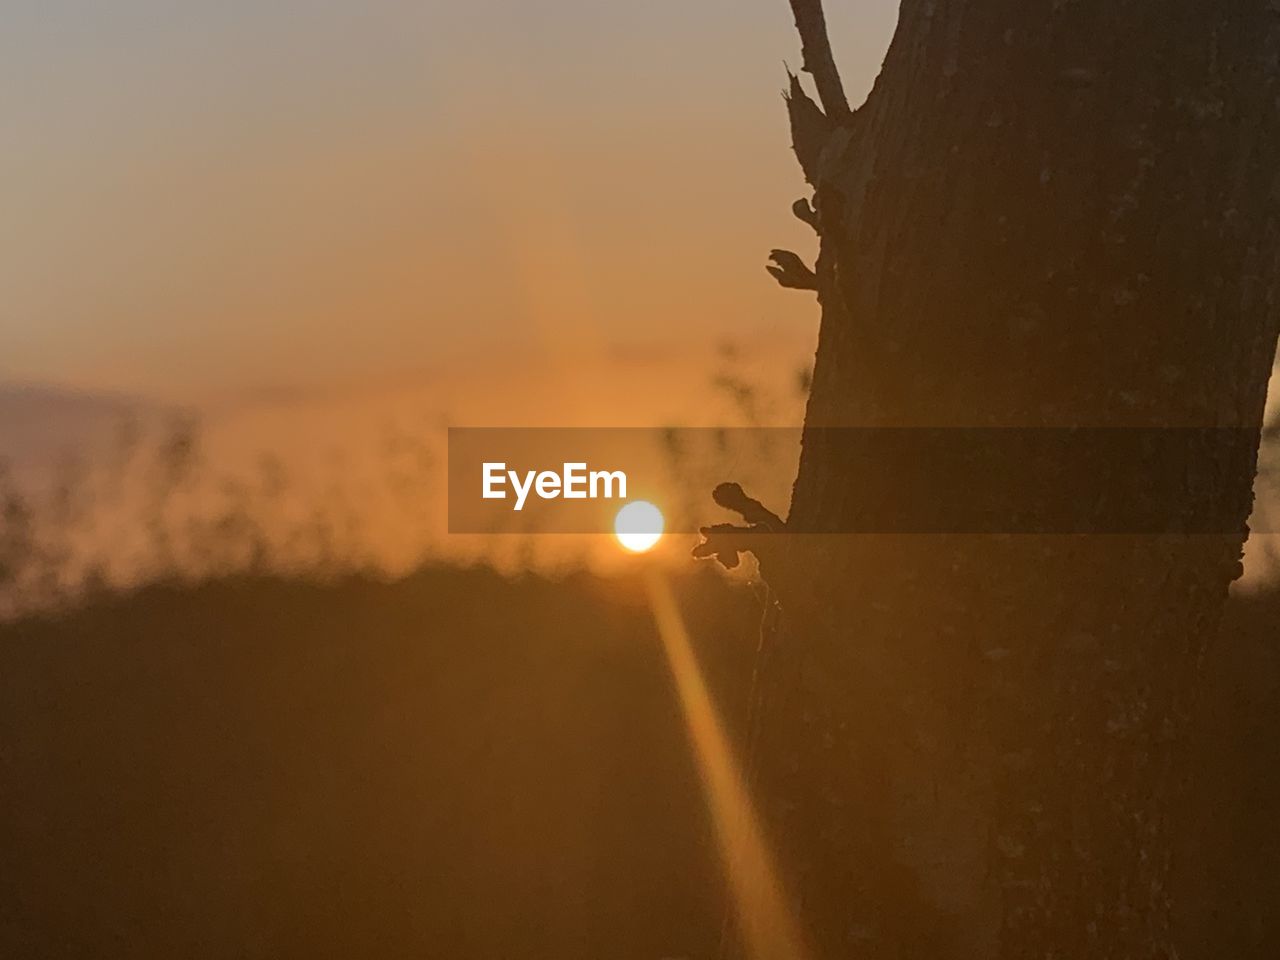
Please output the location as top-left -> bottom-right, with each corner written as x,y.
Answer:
0,565 -> 1276,958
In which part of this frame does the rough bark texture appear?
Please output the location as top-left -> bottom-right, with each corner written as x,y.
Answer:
743,2 -> 1280,958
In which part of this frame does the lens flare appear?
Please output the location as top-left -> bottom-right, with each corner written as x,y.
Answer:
644,569 -> 808,960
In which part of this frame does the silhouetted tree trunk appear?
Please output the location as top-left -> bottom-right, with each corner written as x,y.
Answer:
716,2 -> 1280,957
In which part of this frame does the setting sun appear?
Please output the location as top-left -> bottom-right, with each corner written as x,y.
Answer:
614,501 -> 664,553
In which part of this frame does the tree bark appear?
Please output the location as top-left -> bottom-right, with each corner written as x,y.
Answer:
737,2 -> 1280,957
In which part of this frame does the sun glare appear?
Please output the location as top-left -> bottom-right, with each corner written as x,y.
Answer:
614,500 -> 664,553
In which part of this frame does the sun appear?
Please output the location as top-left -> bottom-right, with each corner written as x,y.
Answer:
614,500 -> 664,553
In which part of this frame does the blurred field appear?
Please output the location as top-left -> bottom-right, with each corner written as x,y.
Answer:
1,564 -> 1277,959
0,565 -> 760,959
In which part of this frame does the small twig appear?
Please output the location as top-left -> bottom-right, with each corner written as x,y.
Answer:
766,249 -> 818,291
692,523 -> 759,570
693,484 -> 786,569
784,69 -> 831,184
788,0 -> 852,120
713,482 -> 785,529
791,197 -> 820,231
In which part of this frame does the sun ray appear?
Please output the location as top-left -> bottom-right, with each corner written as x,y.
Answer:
644,568 -> 808,960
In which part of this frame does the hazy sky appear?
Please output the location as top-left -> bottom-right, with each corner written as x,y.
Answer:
2,1 -> 899,401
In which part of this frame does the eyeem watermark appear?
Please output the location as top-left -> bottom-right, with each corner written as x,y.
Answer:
450,426 -> 1265,534
482,462 -> 628,511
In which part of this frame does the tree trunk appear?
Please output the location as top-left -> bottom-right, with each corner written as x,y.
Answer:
734,2 -> 1280,957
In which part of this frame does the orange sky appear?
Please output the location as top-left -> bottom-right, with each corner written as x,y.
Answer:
8,3 -> 1276,590
1,0 -> 899,405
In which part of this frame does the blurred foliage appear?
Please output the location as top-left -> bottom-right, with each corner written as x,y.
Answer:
0,564 -> 762,960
